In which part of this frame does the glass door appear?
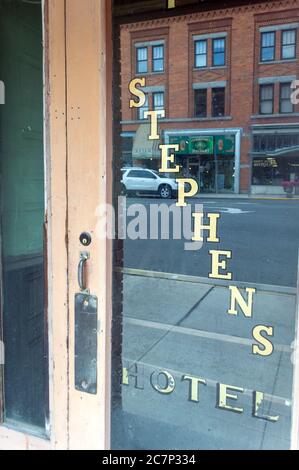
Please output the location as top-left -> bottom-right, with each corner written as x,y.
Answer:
110,0 -> 299,450
0,0 -> 48,436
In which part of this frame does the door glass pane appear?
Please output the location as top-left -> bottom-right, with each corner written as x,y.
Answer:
112,0 -> 299,450
0,0 -> 48,433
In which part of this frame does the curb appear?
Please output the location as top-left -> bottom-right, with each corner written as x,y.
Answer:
251,197 -> 299,201
192,195 -> 299,201
119,267 -> 297,295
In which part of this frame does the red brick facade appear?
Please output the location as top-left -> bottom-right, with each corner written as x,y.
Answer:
120,0 -> 299,194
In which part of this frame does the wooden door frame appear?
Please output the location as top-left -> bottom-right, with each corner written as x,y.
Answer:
0,0 -> 113,450
46,0 -> 113,450
64,0 -> 112,450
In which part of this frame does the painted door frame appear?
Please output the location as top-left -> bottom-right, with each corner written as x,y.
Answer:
47,0 -> 113,450
0,0 -> 113,450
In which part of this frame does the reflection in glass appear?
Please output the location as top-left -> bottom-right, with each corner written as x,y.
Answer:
112,0 -> 299,450
0,0 -> 47,433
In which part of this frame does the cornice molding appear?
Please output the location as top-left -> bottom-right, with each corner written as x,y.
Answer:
120,0 -> 298,31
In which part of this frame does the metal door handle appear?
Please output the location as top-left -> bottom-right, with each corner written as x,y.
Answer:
78,252 -> 90,293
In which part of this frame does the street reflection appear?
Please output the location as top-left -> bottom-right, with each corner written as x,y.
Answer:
112,0 -> 299,451
120,272 -> 295,449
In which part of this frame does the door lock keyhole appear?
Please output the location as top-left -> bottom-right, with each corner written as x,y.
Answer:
80,232 -> 92,247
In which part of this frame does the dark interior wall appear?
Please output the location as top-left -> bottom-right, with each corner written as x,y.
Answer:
0,0 -> 48,433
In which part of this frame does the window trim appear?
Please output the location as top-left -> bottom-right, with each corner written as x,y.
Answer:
281,29 -> 297,61
260,31 -> 276,62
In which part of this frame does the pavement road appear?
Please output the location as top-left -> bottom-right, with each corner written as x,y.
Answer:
123,197 -> 299,287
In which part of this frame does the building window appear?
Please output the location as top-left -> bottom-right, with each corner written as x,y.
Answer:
260,32 -> 275,62
212,38 -> 226,66
212,87 -> 225,117
138,94 -> 149,119
253,133 -> 299,153
152,45 -> 164,72
194,89 -> 207,117
280,83 -> 294,113
281,30 -> 296,60
259,84 -> 274,114
194,40 -> 207,68
252,156 -> 299,186
153,92 -> 164,111
121,135 -> 134,166
136,47 -> 148,73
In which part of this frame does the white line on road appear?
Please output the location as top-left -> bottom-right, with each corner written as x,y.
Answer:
119,268 -> 296,295
211,207 -> 255,214
125,316 -> 292,353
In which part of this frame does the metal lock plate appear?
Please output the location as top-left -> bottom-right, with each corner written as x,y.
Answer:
75,293 -> 98,394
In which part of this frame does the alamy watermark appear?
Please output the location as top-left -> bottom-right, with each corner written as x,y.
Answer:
95,196 -> 204,251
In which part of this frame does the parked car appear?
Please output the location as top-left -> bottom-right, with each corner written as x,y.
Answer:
121,167 -> 178,199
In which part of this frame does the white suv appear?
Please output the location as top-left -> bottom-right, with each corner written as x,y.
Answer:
121,168 -> 178,199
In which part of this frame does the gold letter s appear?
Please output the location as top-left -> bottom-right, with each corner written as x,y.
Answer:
129,78 -> 146,108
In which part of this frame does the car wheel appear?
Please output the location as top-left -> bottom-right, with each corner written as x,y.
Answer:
159,184 -> 172,199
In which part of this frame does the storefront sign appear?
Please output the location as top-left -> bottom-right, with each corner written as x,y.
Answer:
169,136 -> 190,154
169,135 -> 235,155
190,136 -> 214,154
215,135 -> 235,156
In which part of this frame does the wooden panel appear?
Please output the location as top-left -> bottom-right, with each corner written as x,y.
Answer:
65,0 -> 112,450
0,426 -> 51,450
